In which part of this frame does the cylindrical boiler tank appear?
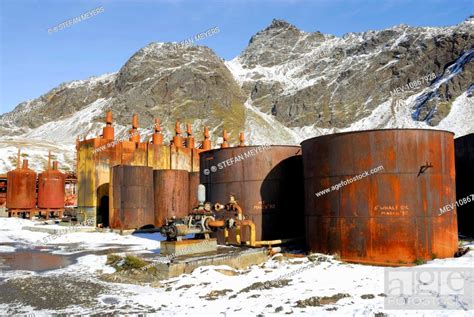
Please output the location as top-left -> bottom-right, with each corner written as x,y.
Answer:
454,133 -> 474,238
109,165 -> 155,230
38,161 -> 65,209
200,145 -> 304,241
6,160 -> 37,210
153,169 -> 190,227
301,129 -> 458,265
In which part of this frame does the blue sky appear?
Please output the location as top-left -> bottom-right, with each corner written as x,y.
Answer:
0,0 -> 472,114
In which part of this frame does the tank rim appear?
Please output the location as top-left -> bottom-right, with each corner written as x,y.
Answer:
201,145 -> 301,154
300,128 -> 455,146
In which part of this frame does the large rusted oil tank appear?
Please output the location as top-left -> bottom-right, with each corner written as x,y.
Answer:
153,169 -> 189,228
109,165 -> 155,230
301,129 -> 458,265
6,159 -> 37,210
200,145 -> 304,241
188,171 -> 200,209
38,161 -> 65,209
455,133 -> 474,238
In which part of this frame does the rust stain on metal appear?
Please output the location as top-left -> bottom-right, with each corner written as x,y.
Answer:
200,127 -> 212,152
76,111 -> 210,225
38,158 -> 65,210
200,146 -> 304,242
173,121 -> 183,148
188,171 -> 200,209
152,118 -> 164,145
6,158 -> 37,210
153,169 -> 190,228
220,130 -> 229,148
301,129 -> 458,266
109,165 -> 155,230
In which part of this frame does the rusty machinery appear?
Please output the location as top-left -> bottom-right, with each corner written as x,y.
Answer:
77,110 -> 243,227
160,185 -> 292,248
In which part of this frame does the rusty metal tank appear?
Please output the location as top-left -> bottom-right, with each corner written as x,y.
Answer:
38,161 -> 65,209
153,169 -> 190,228
188,171 -> 200,209
455,133 -> 474,238
301,129 -> 458,265
6,159 -> 37,210
109,165 -> 155,230
200,145 -> 304,241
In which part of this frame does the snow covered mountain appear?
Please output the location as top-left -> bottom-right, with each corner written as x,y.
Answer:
0,17 -> 473,173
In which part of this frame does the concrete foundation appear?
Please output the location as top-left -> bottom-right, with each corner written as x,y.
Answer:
160,238 -> 217,256
146,247 -> 269,279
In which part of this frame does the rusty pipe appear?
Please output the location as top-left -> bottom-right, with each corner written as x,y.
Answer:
47,151 -> 51,170
221,129 -> 229,148
132,113 -> 139,129
239,219 -> 256,247
103,111 -> 114,139
105,110 -> 113,125
17,148 -> 21,169
239,132 -> 245,147
214,203 -> 225,211
173,121 -> 183,147
129,114 -> 140,142
207,219 -> 225,228
185,123 -> 195,148
152,118 -> 163,145
201,127 -> 211,151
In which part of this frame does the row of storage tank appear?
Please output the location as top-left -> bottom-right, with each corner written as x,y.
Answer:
110,166 -> 199,230
200,130 -> 473,265
9,111 -> 468,266
75,111 -> 244,226
5,152 -> 66,214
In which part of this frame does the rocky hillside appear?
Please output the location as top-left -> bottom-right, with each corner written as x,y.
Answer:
0,16 -> 473,173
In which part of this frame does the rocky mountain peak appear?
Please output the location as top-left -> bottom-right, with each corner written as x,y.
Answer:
1,17 -> 473,174
267,19 -> 297,31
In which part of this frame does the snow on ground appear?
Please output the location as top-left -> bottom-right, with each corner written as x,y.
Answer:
0,218 -> 160,253
0,218 -> 473,316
